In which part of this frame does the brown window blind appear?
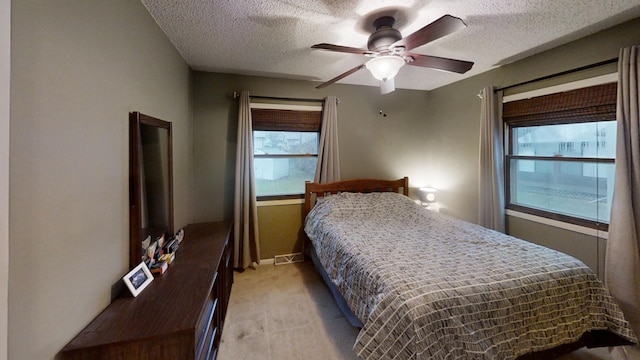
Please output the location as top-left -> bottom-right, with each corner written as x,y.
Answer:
251,108 -> 322,132
503,82 -> 617,126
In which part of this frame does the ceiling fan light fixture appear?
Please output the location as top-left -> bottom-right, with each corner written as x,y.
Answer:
365,56 -> 405,81
312,15 -> 473,89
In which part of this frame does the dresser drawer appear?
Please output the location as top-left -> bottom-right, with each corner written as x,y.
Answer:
201,322 -> 218,360
196,272 -> 219,359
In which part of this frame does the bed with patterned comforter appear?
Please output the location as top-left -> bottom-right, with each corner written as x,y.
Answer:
304,191 -> 636,360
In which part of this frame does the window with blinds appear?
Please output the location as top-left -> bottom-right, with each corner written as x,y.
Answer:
503,82 -> 617,230
252,107 -> 322,199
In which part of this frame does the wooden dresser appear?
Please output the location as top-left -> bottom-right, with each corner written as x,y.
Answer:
61,221 -> 234,360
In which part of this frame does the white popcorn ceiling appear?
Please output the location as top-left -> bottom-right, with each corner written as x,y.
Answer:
141,0 -> 640,91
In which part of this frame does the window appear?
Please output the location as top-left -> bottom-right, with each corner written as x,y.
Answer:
503,83 -> 617,230
251,106 -> 321,199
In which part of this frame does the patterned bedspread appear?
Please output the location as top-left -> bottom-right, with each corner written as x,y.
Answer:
304,192 -> 636,360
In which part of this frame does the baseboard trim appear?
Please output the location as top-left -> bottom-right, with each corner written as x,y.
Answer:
260,258 -> 275,265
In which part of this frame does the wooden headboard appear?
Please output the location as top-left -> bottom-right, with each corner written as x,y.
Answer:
303,177 -> 409,218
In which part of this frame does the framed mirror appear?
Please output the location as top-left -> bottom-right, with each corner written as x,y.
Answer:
129,112 -> 174,270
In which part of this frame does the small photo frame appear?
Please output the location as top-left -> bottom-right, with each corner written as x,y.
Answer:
123,262 -> 154,297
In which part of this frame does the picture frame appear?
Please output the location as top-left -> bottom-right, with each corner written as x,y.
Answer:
123,262 -> 154,297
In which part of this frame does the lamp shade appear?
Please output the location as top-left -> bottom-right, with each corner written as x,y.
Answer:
365,56 -> 405,81
419,187 -> 437,204
379,78 -> 395,94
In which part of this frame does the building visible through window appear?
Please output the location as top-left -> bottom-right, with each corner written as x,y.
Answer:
253,130 -> 318,197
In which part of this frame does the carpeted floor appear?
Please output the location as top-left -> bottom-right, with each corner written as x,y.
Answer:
218,261 -> 615,360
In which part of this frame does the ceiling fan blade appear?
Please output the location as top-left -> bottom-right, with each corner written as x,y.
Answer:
405,53 -> 473,74
316,64 -> 366,89
312,43 -> 375,56
390,15 -> 467,52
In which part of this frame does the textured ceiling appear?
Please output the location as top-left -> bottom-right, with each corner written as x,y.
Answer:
141,0 -> 640,91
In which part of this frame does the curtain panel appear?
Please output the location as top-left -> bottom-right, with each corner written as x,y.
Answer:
606,45 -> 640,359
314,96 -> 340,183
478,86 -> 506,232
233,90 -> 260,269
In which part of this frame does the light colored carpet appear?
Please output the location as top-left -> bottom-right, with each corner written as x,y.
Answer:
218,261 -> 615,360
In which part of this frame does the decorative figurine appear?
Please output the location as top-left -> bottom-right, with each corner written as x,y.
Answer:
147,241 -> 157,265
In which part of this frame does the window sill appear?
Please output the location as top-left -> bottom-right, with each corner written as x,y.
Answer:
257,198 -> 304,207
505,209 -> 608,239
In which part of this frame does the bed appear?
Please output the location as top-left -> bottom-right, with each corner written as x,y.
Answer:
303,177 -> 637,360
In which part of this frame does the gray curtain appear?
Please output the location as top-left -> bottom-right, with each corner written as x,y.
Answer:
233,90 -> 260,269
607,45 -> 640,359
478,86 -> 505,232
314,96 -> 340,183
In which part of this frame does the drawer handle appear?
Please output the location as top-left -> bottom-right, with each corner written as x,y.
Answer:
196,298 -> 218,358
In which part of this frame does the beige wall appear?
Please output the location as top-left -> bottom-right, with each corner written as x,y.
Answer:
258,204 -> 306,259
9,1 -> 192,359
506,216 -> 607,279
192,72 -> 431,258
1,0 -> 9,358
427,18 -> 640,273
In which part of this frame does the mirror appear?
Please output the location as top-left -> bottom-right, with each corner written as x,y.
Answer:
129,112 -> 173,270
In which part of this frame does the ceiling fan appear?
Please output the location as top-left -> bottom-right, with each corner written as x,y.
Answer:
312,14 -> 474,93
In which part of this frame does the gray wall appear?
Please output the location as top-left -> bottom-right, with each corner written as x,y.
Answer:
191,72 -> 432,257
9,1 -> 192,359
427,18 -> 640,273
191,72 -> 431,224
191,18 -> 640,262
1,0 -> 9,358
507,216 -> 608,279
7,2 -> 640,359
